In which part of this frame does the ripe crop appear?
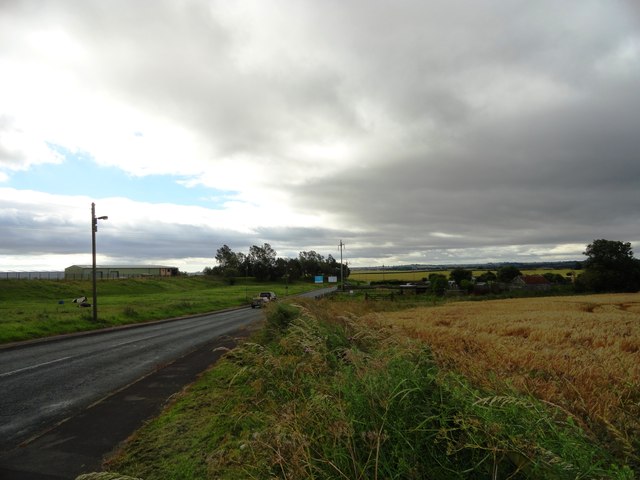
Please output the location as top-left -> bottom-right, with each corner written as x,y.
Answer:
367,293 -> 640,465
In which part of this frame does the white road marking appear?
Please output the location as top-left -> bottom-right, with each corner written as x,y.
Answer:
0,356 -> 73,378
1,332 -> 176,379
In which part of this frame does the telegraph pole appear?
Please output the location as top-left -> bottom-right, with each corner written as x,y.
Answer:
339,240 -> 345,291
91,203 -> 108,322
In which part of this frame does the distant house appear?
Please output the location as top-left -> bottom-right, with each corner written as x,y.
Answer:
511,274 -> 552,291
65,265 -> 179,280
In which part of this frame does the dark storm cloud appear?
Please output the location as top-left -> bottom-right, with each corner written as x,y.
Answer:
289,33 -> 640,259
1,0 -> 639,269
0,209 -> 81,255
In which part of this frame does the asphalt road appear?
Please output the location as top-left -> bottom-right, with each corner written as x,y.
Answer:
0,306 -> 264,452
0,288 -> 337,479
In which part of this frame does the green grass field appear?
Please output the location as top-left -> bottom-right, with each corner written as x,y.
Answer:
0,276 -> 324,344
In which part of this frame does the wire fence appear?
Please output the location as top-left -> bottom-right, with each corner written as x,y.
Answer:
0,271 -> 66,280
0,271 -> 184,281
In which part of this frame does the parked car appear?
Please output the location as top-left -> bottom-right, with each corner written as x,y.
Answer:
251,296 -> 268,308
250,291 -> 277,308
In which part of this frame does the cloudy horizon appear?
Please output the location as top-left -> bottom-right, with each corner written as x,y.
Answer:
1,1 -> 639,272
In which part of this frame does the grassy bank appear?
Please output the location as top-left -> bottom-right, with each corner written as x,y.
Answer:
105,297 -> 635,479
0,276 -> 322,344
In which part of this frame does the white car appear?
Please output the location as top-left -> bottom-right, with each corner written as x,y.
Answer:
250,292 -> 277,308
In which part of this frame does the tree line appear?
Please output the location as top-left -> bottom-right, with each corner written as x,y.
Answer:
373,239 -> 640,296
204,243 -> 350,283
205,239 -> 639,293
444,239 -> 640,294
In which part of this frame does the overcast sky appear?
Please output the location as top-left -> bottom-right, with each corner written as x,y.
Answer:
1,0 -> 639,272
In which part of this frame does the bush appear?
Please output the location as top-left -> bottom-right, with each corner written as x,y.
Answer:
430,274 -> 448,296
460,279 -> 474,293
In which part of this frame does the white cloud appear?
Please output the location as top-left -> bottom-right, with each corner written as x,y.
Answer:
1,1 -> 639,270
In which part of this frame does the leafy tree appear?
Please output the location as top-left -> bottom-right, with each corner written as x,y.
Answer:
272,257 -> 290,281
577,239 -> 640,292
449,268 -> 472,286
298,250 -> 325,278
325,254 -> 339,276
429,273 -> 448,296
215,245 -> 240,271
476,271 -> 497,283
339,261 -> 351,281
209,243 -> 349,283
249,243 -> 277,281
497,266 -> 522,283
236,253 -> 248,275
202,266 -> 215,276
584,239 -> 635,270
285,258 -> 303,281
543,273 -> 567,284
459,279 -> 474,293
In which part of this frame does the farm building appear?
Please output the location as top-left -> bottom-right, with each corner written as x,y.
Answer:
511,274 -> 552,291
64,265 -> 179,280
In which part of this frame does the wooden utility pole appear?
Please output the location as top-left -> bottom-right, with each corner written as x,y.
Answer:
339,240 -> 345,291
91,203 -> 108,322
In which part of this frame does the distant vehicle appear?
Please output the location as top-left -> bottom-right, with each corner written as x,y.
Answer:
251,296 -> 268,308
250,291 -> 277,308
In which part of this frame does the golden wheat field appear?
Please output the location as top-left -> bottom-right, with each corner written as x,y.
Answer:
365,293 -> 640,462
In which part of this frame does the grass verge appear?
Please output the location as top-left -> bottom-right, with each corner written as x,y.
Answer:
105,299 -> 634,479
0,276 -> 323,344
